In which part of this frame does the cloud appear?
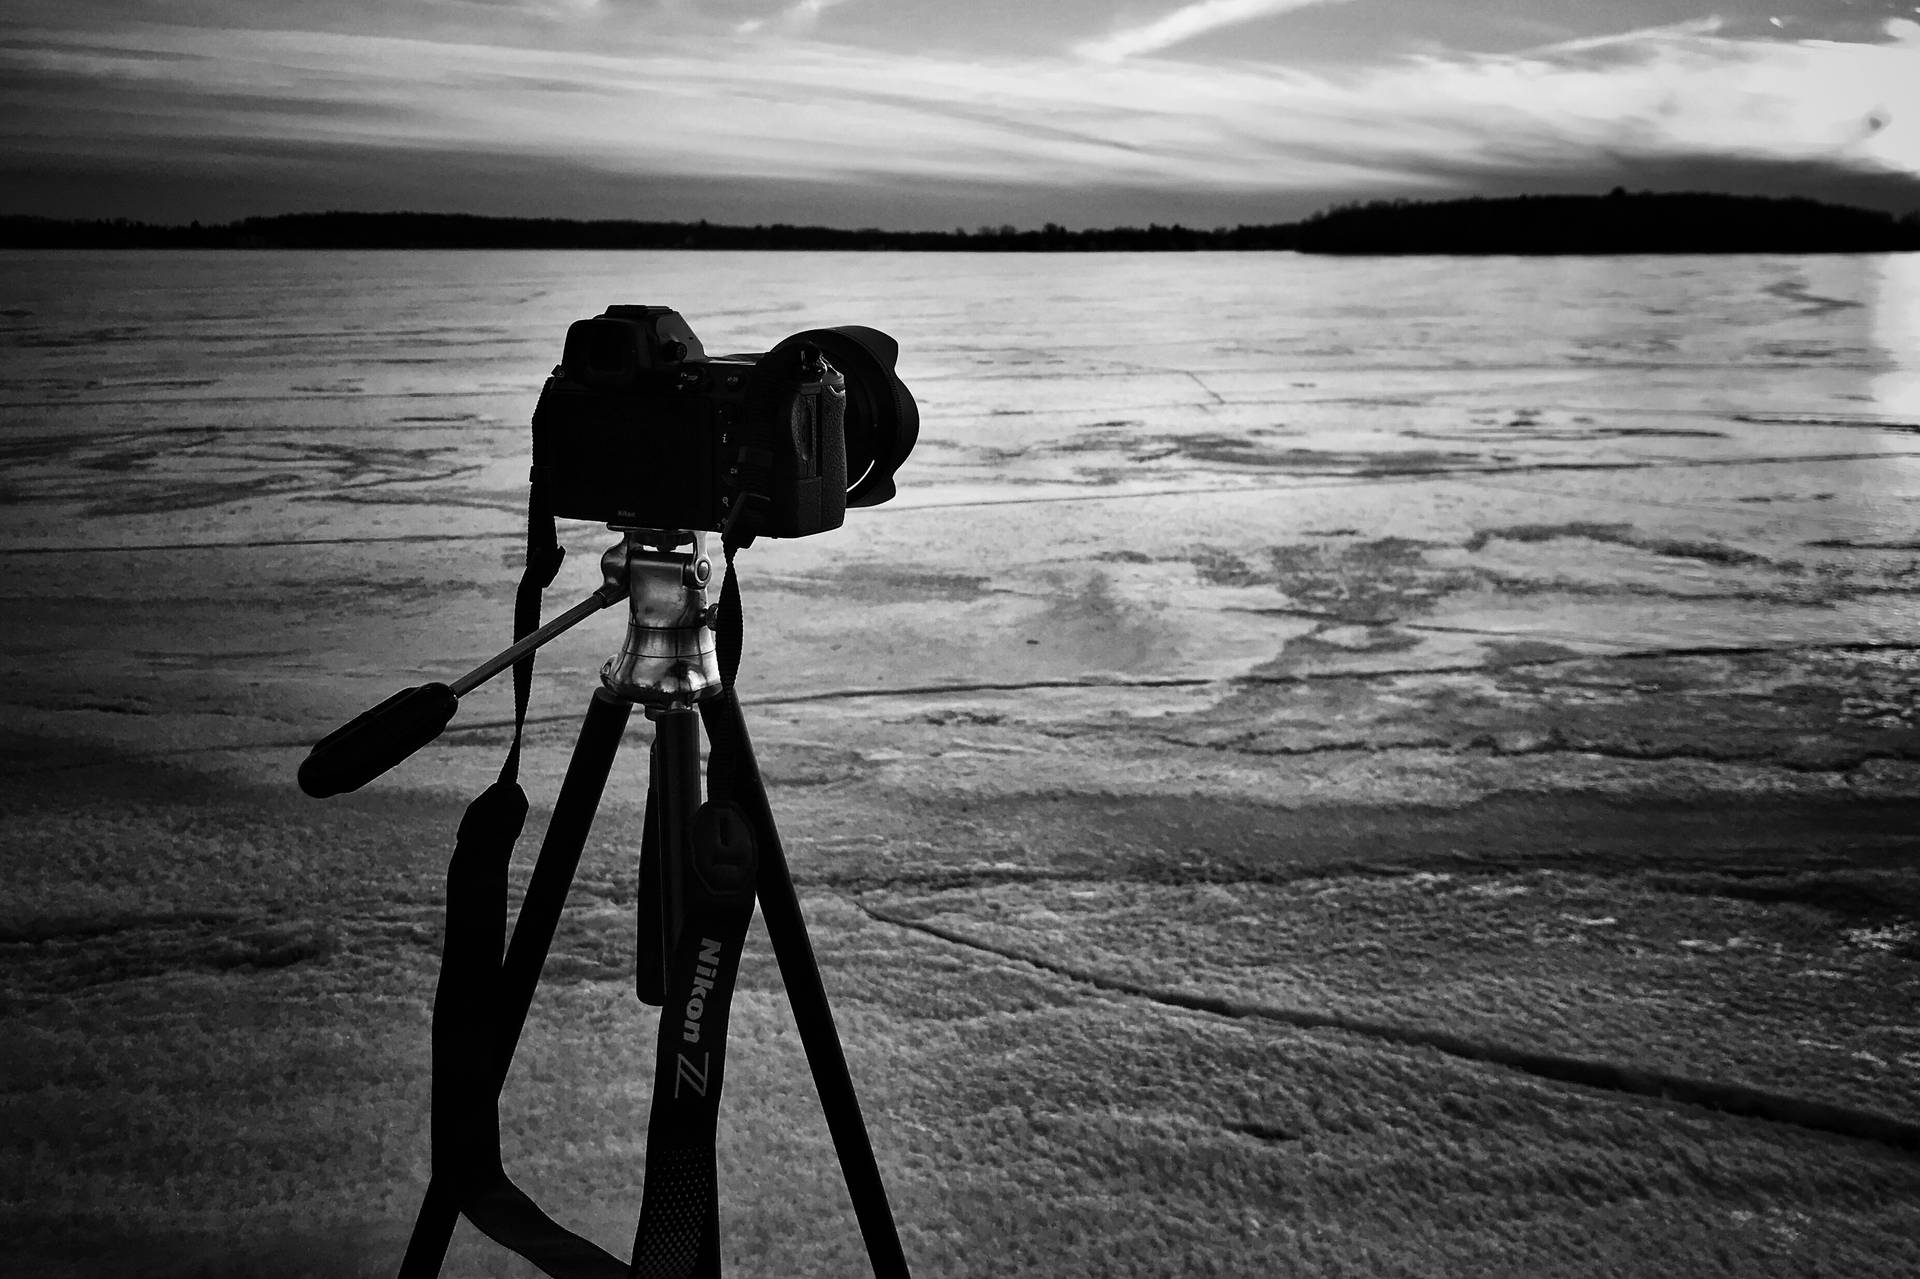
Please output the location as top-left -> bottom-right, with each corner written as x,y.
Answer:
1075,0 -> 1358,63
1514,15 -> 1732,61
2,14 -> 1916,219
735,0 -> 852,37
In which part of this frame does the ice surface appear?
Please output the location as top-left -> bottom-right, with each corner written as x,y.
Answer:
3,248 -> 1918,798
8,250 -> 1920,1278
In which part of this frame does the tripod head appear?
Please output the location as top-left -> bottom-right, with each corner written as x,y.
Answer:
600,528 -> 722,712
297,526 -> 724,797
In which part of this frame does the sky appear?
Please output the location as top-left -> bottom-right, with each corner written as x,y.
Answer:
2,0 -> 1919,229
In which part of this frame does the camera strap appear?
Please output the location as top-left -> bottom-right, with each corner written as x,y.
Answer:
715,538 -> 744,694
630,777 -> 757,1279
504,468 -> 567,785
426,769 -> 629,1279
401,479 -> 636,1279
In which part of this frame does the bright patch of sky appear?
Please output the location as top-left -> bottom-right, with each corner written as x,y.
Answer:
2,0 -> 1916,224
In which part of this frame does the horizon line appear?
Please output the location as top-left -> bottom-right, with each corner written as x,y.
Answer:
7,187 -> 1920,237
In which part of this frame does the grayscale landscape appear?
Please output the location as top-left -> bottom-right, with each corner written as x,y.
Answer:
4,248 -> 1919,1275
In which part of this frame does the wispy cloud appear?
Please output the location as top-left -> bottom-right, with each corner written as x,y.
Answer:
1075,0 -> 1359,63
735,0 -> 852,37
2,14 -> 1916,213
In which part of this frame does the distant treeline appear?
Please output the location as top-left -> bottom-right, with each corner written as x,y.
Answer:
4,191 -> 1917,253
1293,190 -> 1920,254
0,211 -> 1286,251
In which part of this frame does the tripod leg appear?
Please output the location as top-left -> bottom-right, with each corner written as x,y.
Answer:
494,688 -> 633,1064
636,738 -> 665,1007
397,689 -> 632,1279
700,689 -> 911,1279
397,1177 -> 463,1279
649,708 -> 703,983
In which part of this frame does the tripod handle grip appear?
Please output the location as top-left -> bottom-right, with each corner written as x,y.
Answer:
298,682 -> 460,797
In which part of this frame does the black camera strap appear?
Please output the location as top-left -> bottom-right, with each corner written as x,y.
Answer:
401,479 -> 636,1279
621,535 -> 753,1279
505,468 -> 567,785
715,538 -> 745,694
426,760 -> 629,1279
700,539 -> 747,810
629,784 -> 757,1278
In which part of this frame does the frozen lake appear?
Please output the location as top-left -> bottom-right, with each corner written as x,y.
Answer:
8,250 -> 1920,1279
3,249 -> 1919,803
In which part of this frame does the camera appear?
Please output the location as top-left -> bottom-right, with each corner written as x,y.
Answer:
531,305 -> 917,539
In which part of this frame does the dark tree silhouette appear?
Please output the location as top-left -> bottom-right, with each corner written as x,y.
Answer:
1291,191 -> 1920,254
3,192 -> 1915,252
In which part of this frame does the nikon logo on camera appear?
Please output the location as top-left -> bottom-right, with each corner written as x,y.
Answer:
530,305 -> 918,541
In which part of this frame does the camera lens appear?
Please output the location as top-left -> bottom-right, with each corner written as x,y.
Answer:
772,326 -> 917,507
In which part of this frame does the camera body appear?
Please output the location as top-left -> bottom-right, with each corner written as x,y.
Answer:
533,305 -> 849,537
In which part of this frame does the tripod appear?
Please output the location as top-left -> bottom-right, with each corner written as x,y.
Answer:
301,529 -> 910,1279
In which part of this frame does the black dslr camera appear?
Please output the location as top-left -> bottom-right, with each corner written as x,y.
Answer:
532,305 -> 917,539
